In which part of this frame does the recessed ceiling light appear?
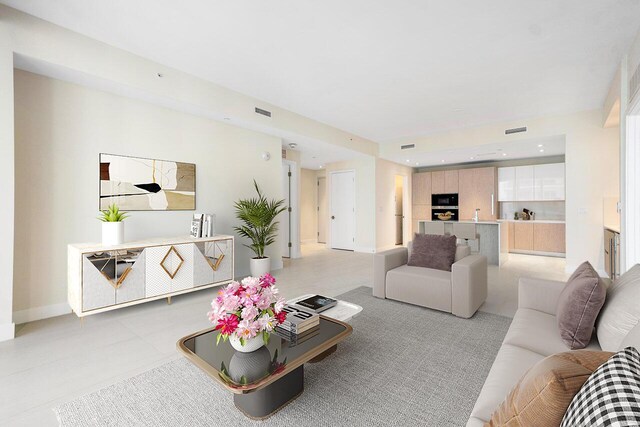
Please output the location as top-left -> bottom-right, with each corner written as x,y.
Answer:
441,160 -> 445,163
502,153 -> 507,156
538,144 -> 544,148
470,157 -> 475,160
415,162 -> 419,166
157,72 -> 164,78
319,165 -> 324,168
539,149 -> 545,153
406,159 -> 410,163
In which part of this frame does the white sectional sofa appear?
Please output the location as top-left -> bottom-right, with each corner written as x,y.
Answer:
467,266 -> 640,426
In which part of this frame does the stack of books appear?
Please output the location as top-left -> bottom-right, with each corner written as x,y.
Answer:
276,305 -> 320,336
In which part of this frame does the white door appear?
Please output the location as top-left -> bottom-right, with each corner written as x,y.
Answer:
330,171 -> 355,250
317,177 -> 327,243
282,163 -> 291,258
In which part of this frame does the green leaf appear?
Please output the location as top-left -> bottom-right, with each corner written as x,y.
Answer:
216,332 -> 222,345
262,330 -> 270,346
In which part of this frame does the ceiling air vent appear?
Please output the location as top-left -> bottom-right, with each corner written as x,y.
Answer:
505,126 -> 527,135
400,144 -> 415,150
255,107 -> 272,117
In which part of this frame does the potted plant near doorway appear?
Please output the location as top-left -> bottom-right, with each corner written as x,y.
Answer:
234,180 -> 286,277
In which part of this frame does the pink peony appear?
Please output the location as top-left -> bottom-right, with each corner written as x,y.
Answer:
214,314 -> 239,335
222,294 -> 241,312
257,313 -> 276,332
254,294 -> 271,311
274,297 -> 286,313
241,305 -> 259,321
241,276 -> 260,289
236,319 -> 259,340
260,273 -> 276,288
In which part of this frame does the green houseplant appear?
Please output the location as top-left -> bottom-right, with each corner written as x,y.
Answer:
234,180 -> 286,276
98,204 -> 129,245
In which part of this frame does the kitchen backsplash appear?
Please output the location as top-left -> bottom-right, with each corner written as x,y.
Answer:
499,201 -> 566,221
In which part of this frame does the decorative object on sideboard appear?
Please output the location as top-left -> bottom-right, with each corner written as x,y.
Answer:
234,180 -> 286,277
99,153 -> 196,211
190,213 -> 216,238
98,204 -> 129,245
208,274 -> 287,353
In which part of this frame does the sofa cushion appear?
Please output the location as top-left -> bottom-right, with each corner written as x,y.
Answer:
556,261 -> 606,349
408,241 -> 470,263
561,347 -> 640,426
469,344 -> 545,423
386,265 -> 451,312
408,233 -> 457,271
486,350 -> 613,427
597,264 -> 640,351
503,309 -> 600,357
620,321 -> 640,352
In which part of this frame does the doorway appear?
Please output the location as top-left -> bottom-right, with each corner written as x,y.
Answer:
330,170 -> 355,251
317,176 -> 327,243
282,160 -> 300,258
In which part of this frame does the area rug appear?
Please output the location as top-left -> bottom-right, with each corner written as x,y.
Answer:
54,286 -> 511,426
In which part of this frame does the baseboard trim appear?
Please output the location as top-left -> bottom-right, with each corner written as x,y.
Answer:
0,322 -> 15,342
300,239 -> 317,244
354,245 -> 376,254
13,303 -> 71,325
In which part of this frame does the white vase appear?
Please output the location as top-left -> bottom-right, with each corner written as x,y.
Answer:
250,257 -> 270,277
229,334 -> 265,353
102,222 -> 124,246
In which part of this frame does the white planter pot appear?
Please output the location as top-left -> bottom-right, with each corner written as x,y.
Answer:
102,222 -> 124,246
229,334 -> 265,353
250,257 -> 270,277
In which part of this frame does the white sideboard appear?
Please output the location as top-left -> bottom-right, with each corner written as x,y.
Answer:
68,235 -> 234,317
498,163 -> 565,202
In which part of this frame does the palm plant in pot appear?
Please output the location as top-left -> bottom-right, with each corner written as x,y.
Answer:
234,180 -> 286,277
98,204 -> 129,245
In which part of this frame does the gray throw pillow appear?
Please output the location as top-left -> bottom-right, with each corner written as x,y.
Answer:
557,261 -> 607,349
407,233 -> 457,272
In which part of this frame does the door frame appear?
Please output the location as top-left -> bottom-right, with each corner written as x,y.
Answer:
329,169 -> 356,250
402,174 -> 410,245
282,160 -> 301,259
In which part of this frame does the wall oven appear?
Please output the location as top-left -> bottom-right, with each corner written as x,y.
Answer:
432,208 -> 459,222
431,193 -> 458,207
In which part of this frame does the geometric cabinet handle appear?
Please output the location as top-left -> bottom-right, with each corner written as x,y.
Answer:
160,245 -> 184,279
207,253 -> 225,271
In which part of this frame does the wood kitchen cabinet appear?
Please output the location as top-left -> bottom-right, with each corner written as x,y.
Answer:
412,172 -> 431,205
444,170 -> 459,193
458,167 -> 497,220
513,222 -> 534,250
533,223 -> 566,253
431,171 -> 445,194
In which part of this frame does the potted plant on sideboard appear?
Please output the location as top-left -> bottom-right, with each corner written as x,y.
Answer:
98,204 -> 129,245
234,180 -> 286,277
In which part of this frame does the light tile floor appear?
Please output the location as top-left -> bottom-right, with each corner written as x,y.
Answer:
0,243 -> 565,426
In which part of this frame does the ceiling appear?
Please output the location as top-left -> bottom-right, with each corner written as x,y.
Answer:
283,139 -> 364,170
3,0 -> 640,144
392,135 -> 566,168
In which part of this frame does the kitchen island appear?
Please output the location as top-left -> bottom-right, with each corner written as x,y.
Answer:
417,220 -> 504,265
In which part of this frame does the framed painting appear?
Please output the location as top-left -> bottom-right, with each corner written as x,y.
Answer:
99,153 -> 196,211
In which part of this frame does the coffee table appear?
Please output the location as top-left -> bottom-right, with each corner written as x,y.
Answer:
177,316 -> 352,419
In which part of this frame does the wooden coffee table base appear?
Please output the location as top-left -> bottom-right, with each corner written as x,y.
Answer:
234,365 -> 304,420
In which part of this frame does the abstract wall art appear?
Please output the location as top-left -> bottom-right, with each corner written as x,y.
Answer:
99,154 -> 196,211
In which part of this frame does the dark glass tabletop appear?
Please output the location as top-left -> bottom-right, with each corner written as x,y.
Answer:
178,316 -> 352,393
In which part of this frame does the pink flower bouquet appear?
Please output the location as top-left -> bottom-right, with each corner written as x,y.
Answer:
208,273 -> 287,347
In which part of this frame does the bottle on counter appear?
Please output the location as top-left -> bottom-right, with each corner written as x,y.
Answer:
473,208 -> 480,222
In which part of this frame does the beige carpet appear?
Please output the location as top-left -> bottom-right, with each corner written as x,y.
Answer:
54,286 -> 511,426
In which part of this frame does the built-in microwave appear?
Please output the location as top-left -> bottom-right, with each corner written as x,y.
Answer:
431,193 -> 458,208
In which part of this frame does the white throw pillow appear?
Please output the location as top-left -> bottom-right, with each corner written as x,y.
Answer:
596,264 -> 640,351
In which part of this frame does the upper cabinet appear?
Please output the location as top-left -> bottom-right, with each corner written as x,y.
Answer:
431,170 -> 458,194
498,167 -> 515,202
459,167 -> 497,221
412,172 -> 432,205
498,163 -> 565,202
515,165 -> 535,201
534,163 -> 565,201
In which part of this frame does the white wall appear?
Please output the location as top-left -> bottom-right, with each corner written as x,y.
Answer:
0,24 -> 15,340
323,156 -> 377,253
12,70 -> 284,320
300,169 -> 319,242
375,158 -> 413,251
381,109 -> 619,273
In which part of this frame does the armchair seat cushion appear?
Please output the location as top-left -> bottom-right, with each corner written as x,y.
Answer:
386,265 -> 452,312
